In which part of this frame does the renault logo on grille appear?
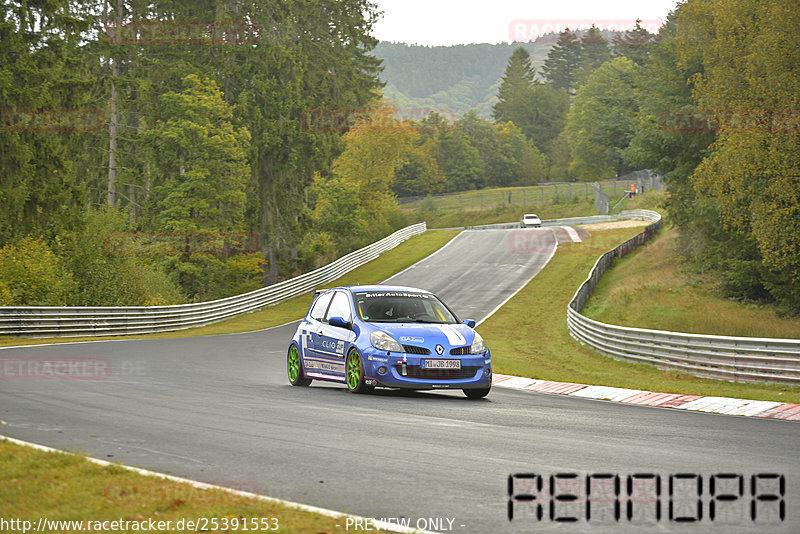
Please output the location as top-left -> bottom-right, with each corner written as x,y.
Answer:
435,344 -> 444,355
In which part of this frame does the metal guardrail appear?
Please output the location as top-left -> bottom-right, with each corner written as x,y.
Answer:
0,223 -> 427,338
567,210 -> 800,384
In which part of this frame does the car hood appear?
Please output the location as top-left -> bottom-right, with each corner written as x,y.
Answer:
373,322 -> 477,348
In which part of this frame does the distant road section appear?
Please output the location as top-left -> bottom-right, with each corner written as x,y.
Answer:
385,227 -> 572,322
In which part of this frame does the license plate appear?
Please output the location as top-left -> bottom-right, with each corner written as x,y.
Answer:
424,359 -> 461,369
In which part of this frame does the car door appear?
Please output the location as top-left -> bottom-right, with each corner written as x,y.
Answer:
314,290 -> 355,378
301,290 -> 333,371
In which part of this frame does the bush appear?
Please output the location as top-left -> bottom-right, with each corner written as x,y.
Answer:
58,209 -> 184,306
0,236 -> 76,305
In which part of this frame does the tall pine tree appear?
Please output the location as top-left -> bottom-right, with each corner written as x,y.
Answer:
576,25 -> 612,86
495,47 -> 569,156
493,47 -> 536,123
612,19 -> 656,66
542,29 -> 581,95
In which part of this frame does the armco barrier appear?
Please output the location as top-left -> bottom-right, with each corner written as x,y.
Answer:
567,210 -> 800,384
0,223 -> 426,338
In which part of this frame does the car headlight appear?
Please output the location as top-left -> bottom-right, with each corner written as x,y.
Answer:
371,331 -> 404,353
470,332 -> 486,354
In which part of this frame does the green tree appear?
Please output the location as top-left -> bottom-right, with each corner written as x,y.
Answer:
416,111 -> 453,142
144,74 -> 250,233
546,131 -> 573,182
542,29 -> 582,95
612,19 -> 657,67
310,107 -> 414,253
436,129 -> 485,191
307,173 -> 367,257
495,122 -> 547,185
493,47 -> 537,122
519,85 -> 570,154
624,10 -> 714,232
455,112 -> 500,186
494,48 -> 569,154
566,57 -> 639,180
393,138 -> 446,197
56,208 -> 183,306
576,25 -> 612,86
0,0 -> 93,244
0,236 -> 75,306
141,74 -> 251,299
235,0 -> 384,283
678,0 -> 800,309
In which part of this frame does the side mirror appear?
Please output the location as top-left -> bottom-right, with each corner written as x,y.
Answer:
328,316 -> 351,329
463,319 -> 476,328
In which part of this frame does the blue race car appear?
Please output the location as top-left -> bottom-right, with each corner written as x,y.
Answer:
287,285 -> 492,399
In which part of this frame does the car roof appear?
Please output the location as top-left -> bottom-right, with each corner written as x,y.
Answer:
523,213 -> 539,218
324,285 -> 432,294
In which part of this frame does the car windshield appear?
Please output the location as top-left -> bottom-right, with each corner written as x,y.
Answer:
353,291 -> 458,324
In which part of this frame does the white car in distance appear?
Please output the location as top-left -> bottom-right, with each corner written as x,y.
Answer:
520,213 -> 542,228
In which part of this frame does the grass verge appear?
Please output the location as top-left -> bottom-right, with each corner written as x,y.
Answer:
0,231 -> 458,349
407,189 -> 667,229
0,439 -> 391,533
479,226 -> 800,403
409,197 -> 597,229
398,180 -> 629,212
583,226 -> 800,339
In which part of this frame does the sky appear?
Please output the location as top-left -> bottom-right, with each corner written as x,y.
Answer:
371,0 -> 680,45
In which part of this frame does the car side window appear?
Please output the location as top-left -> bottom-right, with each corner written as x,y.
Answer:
309,292 -> 333,321
326,291 -> 352,323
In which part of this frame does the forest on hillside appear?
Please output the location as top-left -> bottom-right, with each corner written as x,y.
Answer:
373,42 -> 550,118
2,0 -> 800,314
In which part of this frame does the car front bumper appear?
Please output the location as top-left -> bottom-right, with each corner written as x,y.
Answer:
363,348 -> 492,389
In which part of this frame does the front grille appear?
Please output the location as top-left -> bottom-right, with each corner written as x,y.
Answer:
402,345 -> 430,355
450,346 -> 470,355
400,365 -> 480,380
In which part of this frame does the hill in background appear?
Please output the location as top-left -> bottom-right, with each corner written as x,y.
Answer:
372,41 -> 553,120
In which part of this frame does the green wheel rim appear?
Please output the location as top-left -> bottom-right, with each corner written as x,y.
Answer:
288,346 -> 301,382
346,352 -> 361,389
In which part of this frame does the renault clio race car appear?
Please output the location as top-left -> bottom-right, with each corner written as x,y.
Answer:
287,285 -> 492,399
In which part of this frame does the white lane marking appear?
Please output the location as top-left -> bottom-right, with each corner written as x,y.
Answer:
476,228 -> 559,326
495,377 -> 546,390
0,436 -> 432,534
569,385 -> 643,402
382,231 -> 464,284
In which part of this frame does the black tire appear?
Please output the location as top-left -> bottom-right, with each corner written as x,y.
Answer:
345,350 -> 373,394
287,345 -> 312,386
463,386 -> 491,399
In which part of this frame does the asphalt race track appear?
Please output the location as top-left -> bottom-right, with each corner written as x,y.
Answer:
1,227 -> 798,533
385,228 -> 559,322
